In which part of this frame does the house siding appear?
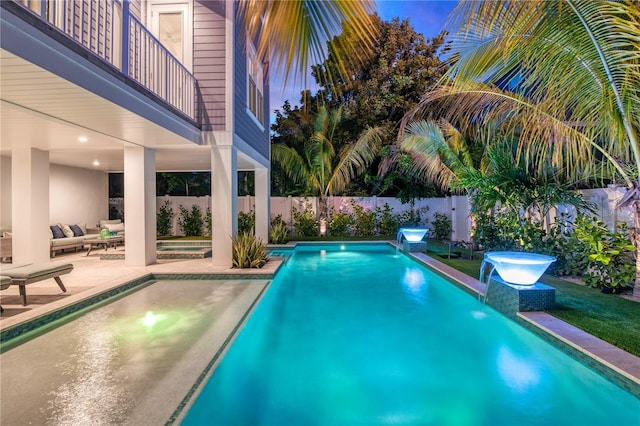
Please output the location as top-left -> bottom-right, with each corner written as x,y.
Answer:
193,0 -> 226,131
233,15 -> 269,160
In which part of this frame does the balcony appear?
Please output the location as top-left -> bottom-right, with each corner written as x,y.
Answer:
10,0 -> 198,125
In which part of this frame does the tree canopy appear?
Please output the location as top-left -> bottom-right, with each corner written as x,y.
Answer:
270,14 -> 449,200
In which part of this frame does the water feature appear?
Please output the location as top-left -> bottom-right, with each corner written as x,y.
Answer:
479,251 -> 556,304
482,251 -> 557,285
396,227 -> 429,245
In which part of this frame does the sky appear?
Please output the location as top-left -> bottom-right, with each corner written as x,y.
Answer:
268,0 -> 458,123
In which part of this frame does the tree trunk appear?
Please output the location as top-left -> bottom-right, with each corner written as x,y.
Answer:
633,200 -> 640,301
318,196 -> 328,237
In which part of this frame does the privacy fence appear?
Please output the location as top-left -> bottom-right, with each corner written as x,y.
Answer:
108,186 -> 633,240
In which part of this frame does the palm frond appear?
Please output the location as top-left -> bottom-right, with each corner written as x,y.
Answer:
238,0 -> 376,86
329,126 -> 385,195
441,0 -> 640,186
271,144 -> 310,188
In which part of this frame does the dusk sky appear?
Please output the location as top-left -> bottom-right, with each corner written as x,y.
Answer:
268,0 -> 458,123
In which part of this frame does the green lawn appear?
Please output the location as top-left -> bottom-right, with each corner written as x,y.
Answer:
436,257 -> 640,358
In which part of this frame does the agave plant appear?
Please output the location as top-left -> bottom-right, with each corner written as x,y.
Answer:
231,232 -> 268,269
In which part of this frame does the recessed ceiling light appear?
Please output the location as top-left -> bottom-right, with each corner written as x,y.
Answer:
79,136 -> 88,143
93,160 -> 100,166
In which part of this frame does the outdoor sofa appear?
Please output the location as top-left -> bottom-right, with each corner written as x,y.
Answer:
49,223 -> 100,257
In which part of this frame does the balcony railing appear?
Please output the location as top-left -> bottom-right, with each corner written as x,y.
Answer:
14,0 -> 197,123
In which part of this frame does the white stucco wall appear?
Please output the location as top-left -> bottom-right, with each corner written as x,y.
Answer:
49,164 -> 109,229
0,155 -> 11,227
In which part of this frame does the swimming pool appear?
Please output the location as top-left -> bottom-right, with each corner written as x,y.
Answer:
181,244 -> 639,425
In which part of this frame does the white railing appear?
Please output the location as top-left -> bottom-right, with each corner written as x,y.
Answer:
14,0 -> 197,122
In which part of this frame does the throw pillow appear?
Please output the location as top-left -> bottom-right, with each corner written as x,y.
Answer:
60,224 -> 74,238
50,225 -> 65,239
70,224 -> 84,237
49,228 -> 54,239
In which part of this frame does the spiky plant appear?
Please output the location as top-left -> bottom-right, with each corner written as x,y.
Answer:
232,232 -> 268,269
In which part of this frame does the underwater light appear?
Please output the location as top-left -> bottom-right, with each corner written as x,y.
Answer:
142,311 -> 162,327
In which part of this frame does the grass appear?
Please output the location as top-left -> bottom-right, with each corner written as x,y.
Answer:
436,257 -> 640,358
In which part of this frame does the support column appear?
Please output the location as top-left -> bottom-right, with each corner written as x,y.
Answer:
124,147 -> 156,266
211,146 -> 237,266
254,166 -> 270,242
11,148 -> 50,263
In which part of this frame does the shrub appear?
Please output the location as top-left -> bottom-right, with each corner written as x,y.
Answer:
351,203 -> 376,237
536,213 -> 589,277
377,203 -> 399,237
397,203 -> 429,228
232,232 -> 268,268
574,216 -> 635,291
205,206 -> 212,237
157,200 -> 174,236
270,215 -> 289,244
292,203 -> 318,237
177,204 -> 203,236
238,209 -> 255,235
328,208 -> 353,237
432,213 -> 452,240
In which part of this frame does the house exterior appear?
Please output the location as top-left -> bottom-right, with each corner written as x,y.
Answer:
0,0 -> 271,267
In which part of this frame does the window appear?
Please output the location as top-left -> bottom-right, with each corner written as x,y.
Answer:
247,38 -> 264,126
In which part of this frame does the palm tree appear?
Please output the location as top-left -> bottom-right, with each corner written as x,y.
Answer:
405,1 -> 640,298
272,107 -> 385,235
237,1 -> 376,86
401,120 -> 591,234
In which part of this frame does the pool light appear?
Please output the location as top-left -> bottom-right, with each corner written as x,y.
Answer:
142,311 -> 162,328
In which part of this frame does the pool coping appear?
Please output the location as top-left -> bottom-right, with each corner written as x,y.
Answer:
405,248 -> 640,398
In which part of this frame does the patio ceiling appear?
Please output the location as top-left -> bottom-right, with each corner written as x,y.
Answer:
0,49 -> 254,172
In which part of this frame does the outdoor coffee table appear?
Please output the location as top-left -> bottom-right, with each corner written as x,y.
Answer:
85,236 -> 124,256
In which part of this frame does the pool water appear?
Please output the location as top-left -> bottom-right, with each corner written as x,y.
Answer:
182,244 -> 639,425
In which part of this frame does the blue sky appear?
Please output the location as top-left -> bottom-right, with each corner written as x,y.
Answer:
268,1 -> 458,123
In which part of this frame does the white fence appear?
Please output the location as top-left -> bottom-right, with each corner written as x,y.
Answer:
108,186 -> 633,239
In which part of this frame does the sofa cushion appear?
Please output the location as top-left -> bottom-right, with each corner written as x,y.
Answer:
60,224 -> 75,238
105,223 -> 124,232
70,224 -> 84,237
50,225 -> 65,239
51,236 -> 85,247
49,228 -> 54,239
100,219 -> 122,227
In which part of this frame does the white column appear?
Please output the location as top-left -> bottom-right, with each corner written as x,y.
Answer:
211,146 -> 237,266
254,166 -> 270,242
124,147 -> 156,266
11,148 -> 50,263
